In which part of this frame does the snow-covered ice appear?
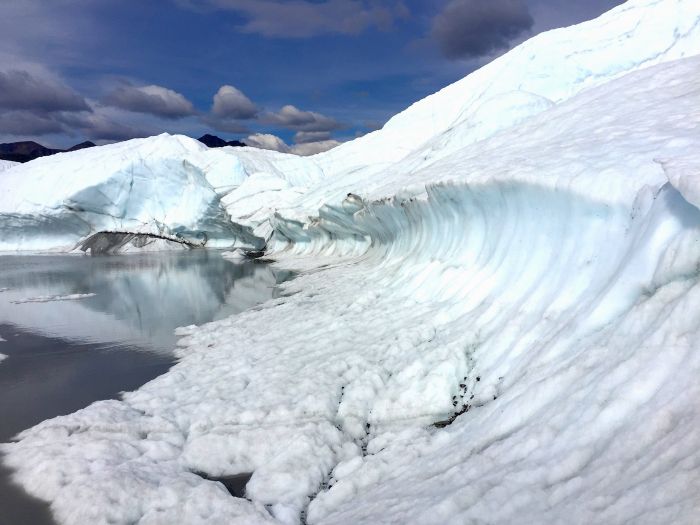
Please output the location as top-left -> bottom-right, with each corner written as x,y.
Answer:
0,137 -> 322,253
2,0 -> 700,524
0,159 -> 18,172
10,293 -> 97,304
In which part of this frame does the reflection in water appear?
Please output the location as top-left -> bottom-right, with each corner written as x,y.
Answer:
0,251 -> 293,524
0,251 -> 293,352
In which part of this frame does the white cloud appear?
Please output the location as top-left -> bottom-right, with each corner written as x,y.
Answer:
244,132 -> 341,156
212,85 -> 258,119
290,139 -> 341,156
244,132 -> 290,152
266,104 -> 341,132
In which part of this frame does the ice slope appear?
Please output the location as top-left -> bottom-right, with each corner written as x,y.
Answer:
3,40 -> 700,525
0,136 -> 323,252
276,0 -> 700,222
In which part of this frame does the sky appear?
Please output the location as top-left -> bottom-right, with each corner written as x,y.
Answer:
0,0 -> 624,154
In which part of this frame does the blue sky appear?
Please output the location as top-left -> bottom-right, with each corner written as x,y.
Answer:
0,0 -> 623,152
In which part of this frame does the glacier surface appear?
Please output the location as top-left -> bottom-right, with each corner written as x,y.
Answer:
0,160 -> 18,173
1,0 -> 700,524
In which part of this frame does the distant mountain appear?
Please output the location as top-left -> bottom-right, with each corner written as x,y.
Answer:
197,134 -> 246,148
0,140 -> 96,163
68,141 -> 97,152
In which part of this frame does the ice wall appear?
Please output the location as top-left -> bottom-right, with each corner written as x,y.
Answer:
0,136 -> 323,252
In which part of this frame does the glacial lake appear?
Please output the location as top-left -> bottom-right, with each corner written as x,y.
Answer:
0,251 -> 293,524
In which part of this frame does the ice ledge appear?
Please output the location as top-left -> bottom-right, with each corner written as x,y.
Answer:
658,154 -> 700,211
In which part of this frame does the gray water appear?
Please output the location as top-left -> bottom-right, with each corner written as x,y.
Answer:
0,251 -> 292,525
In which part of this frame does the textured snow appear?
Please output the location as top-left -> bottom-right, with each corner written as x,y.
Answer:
2,0 -> 700,524
0,159 -> 18,172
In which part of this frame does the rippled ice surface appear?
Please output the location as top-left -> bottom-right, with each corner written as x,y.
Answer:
0,250 -> 292,524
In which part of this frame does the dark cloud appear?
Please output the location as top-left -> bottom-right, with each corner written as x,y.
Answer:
432,0 -> 533,60
211,85 -> 258,119
0,106 -> 144,141
61,111 -> 150,141
104,84 -> 196,119
266,105 -> 341,132
0,110 -> 66,136
180,0 -> 409,38
0,69 -> 90,112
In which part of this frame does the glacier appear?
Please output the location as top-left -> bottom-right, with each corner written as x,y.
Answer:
0,136 -> 323,253
1,0 -> 700,524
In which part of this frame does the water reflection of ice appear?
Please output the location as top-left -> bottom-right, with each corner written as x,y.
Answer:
0,251 -> 292,353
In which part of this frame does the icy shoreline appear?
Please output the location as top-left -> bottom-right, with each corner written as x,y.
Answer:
1,0 -> 700,523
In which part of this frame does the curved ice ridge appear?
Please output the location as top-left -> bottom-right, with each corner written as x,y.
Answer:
3,175 -> 699,524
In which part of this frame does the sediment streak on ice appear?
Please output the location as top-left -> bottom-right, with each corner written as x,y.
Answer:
2,1 -> 700,524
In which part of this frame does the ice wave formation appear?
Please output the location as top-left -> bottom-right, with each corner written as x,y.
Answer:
2,0 -> 700,524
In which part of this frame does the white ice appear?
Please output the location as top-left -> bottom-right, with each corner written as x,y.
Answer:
2,0 -> 700,524
10,293 -> 97,304
0,137 -> 320,252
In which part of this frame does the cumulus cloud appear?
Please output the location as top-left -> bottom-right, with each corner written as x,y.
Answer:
244,133 -> 290,153
104,84 -> 195,119
180,0 -> 409,38
212,85 -> 258,119
266,105 -> 341,132
0,69 -> 89,112
294,130 -> 331,143
291,139 -> 341,156
432,0 -> 533,60
244,132 -> 340,156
